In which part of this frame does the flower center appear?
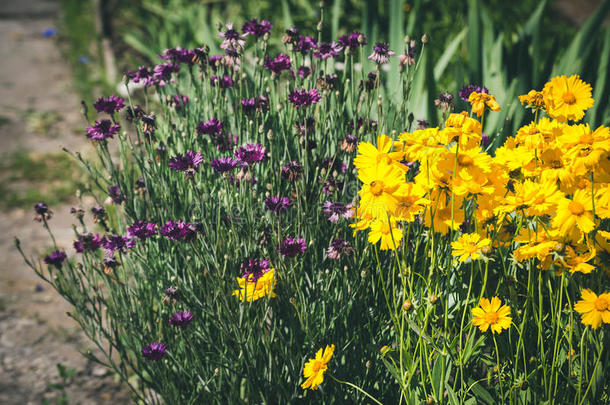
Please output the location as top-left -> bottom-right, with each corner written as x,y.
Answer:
311,360 -> 324,373
562,91 -> 576,105
594,297 -> 608,311
484,311 -> 499,324
370,181 -> 385,196
568,201 -> 585,216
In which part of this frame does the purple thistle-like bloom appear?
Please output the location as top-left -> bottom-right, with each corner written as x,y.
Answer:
327,239 -> 354,260
164,286 -> 179,299
34,201 -> 53,222
86,120 -> 120,141
297,66 -> 311,79
160,220 -> 199,241
322,201 -> 354,223
219,23 -> 246,51
341,134 -> 358,152
103,255 -> 119,273
169,94 -> 189,111
44,250 -> 67,268
279,237 -> 306,258
169,311 -> 194,328
211,75 -> 233,89
211,156 -> 238,174
265,196 -> 291,215
295,35 -> 317,54
368,43 -> 395,64
127,220 -> 158,240
159,46 -> 196,65
264,54 -> 292,74
281,161 -> 303,182
459,84 -> 489,102
314,41 -> 342,60
103,234 -> 136,254
108,186 -> 126,204
338,31 -> 366,49
322,177 -> 343,194
197,118 -> 223,136
74,233 -> 104,253
234,143 -> 266,165
241,98 -> 256,113
169,151 -> 204,177
93,95 -> 125,114
241,95 -> 269,113
288,88 -> 321,108
240,258 -> 271,282
152,62 -> 180,87
142,342 -> 166,361
129,66 -> 153,86
242,18 -> 272,38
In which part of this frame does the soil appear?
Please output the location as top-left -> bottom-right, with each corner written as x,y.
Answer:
0,0 -> 130,403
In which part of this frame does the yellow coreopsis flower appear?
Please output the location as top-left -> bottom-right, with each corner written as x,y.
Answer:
392,182 -> 430,222
560,245 -> 596,274
368,218 -> 403,250
468,91 -> 501,117
358,163 -> 406,219
472,297 -> 512,334
519,90 -> 545,109
232,268 -> 277,302
301,344 -> 335,390
552,189 -> 595,235
574,289 -> 610,329
354,134 -> 406,172
451,232 -> 491,262
543,75 -> 594,122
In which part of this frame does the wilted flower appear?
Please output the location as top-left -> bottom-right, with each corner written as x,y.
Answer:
142,342 -> 166,361
435,92 -> 454,112
127,220 -> 158,240
279,236 -> 306,258
289,88 -> 321,108
44,250 -> 67,268
169,311 -> 194,328
159,46 -> 197,65
91,205 -> 106,223
242,18 -> 272,38
103,255 -> 119,274
416,119 -> 429,129
211,156 -> 239,174
86,120 -> 120,141
234,143 -> 266,165
341,134 -> 358,152
265,196 -> 291,215
281,161 -> 303,182
93,95 -> 125,114
169,150 -> 204,178
327,239 -> 354,259
368,43 -> 394,64
34,202 -> 53,222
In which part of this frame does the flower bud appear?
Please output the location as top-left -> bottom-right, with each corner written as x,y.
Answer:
402,300 -> 412,312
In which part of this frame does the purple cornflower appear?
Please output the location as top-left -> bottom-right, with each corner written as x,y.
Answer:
169,94 -> 189,111
281,161 -> 302,182
234,143 -> 266,165
288,88 -> 321,108
314,41 -> 342,60
295,35 -> 317,54
74,233 -> 104,253
34,202 -> 53,222
164,286 -> 179,300
160,220 -> 199,241
211,75 -> 232,89
152,62 -> 180,87
297,66 -> 311,79
322,201 -> 354,223
264,54 -> 291,75
169,311 -> 194,328
223,47 -> 241,67
93,95 -> 125,114
242,18 -> 272,38
219,23 -> 246,51
103,234 -> 136,254
91,205 -> 106,223
127,220 -> 158,240
197,118 -> 223,136
169,151 -> 204,178
279,237 -> 306,258
103,255 -> 119,274
327,239 -> 354,260
44,250 -> 67,268
159,46 -> 196,65
208,55 -> 223,72
341,134 -> 357,152
338,31 -> 366,49
240,258 -> 271,281
142,342 -> 166,361
265,196 -> 291,215
241,95 -> 269,113
322,177 -> 343,194
211,156 -> 238,174
86,120 -> 120,141
459,84 -> 489,102
368,43 -> 395,64
108,186 -> 126,204
129,66 -> 153,86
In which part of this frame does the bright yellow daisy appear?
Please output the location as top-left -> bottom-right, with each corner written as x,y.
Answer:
542,74 -> 594,122
574,289 -> 610,329
232,268 -> 277,302
468,91 -> 501,117
472,297 -> 512,334
368,218 -> 403,250
451,232 -> 491,262
552,189 -> 595,235
301,344 -> 335,390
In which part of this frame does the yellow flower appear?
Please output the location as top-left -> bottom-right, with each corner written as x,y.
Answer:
574,289 -> 610,329
552,189 -> 595,235
392,182 -> 430,222
519,90 -> 545,109
354,134 -> 406,172
560,245 -> 596,274
472,297 -> 512,334
232,268 -> 277,302
451,232 -> 491,262
358,163 -> 406,219
301,344 -> 335,390
542,75 -> 594,122
468,91 -> 501,117
368,218 -> 403,250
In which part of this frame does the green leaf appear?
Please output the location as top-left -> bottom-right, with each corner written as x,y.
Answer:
434,28 -> 467,81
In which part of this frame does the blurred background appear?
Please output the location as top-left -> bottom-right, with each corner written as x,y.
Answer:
0,0 -> 608,403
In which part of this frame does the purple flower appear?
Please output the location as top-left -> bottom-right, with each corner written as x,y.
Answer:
241,95 -> 269,114
164,286 -> 179,299
93,95 -> 125,114
459,85 -> 489,102
327,239 -> 354,260
297,66 -> 311,79
234,143 -> 266,165
288,88 -> 321,108
211,156 -> 238,174
322,177 -> 343,194
86,120 -> 120,141
281,161 -> 303,182
169,151 -> 204,178
279,236 -> 306,258
103,234 -> 136,254
129,66 -> 153,86
91,205 -> 106,223
208,55 -> 223,71
341,134 -> 357,152
264,54 -> 291,75
159,46 -> 196,65
34,202 -> 53,222
211,75 -> 232,89
219,23 -> 246,51
481,133 -> 490,146
295,35 -> 317,54
197,118 -> 223,136
314,42 -> 342,60
242,18 -> 272,38
152,62 -> 180,87
368,43 -> 395,64
74,233 -> 104,253
169,311 -> 194,328
338,32 -> 366,49
168,94 -> 189,111
127,221 -> 158,240
108,186 -> 126,204
322,201 -> 354,223
44,250 -> 67,268
265,196 -> 291,215
160,221 -> 199,241
240,258 -> 271,281
142,342 -> 166,361
103,255 -> 119,273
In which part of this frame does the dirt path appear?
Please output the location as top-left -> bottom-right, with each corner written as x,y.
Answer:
0,0 -> 129,403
